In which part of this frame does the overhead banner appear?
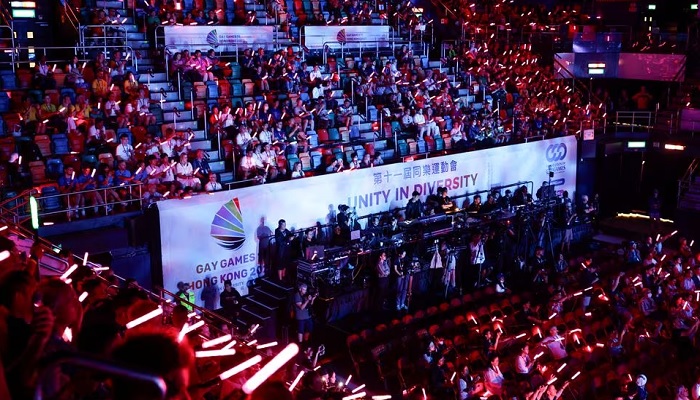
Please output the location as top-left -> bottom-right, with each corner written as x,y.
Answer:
158,136 -> 578,306
302,26 -> 390,49
163,26 -> 275,52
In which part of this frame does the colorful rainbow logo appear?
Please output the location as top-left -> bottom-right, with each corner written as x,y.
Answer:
210,198 -> 245,250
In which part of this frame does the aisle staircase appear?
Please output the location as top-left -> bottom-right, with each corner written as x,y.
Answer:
678,158 -> 700,211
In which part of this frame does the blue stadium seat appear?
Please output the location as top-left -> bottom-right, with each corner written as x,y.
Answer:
41,185 -> 63,213
51,134 -> 70,155
45,158 -> 64,180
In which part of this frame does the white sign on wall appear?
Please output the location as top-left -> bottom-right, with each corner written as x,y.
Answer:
158,136 -> 578,306
302,26 -> 391,49
163,26 -> 275,52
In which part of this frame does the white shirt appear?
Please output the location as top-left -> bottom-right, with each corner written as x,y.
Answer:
105,100 -> 119,117
159,163 -> 175,182
413,112 -> 426,125
205,181 -> 222,192
116,143 -> 134,161
691,382 -> 700,400
236,131 -> 252,147
258,129 -> 273,145
544,334 -> 568,360
159,138 -> 175,157
145,165 -> 161,184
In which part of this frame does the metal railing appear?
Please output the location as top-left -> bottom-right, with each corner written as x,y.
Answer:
80,24 -> 129,53
0,23 -> 16,72
37,183 -> 143,221
321,38 -> 420,66
1,45 -> 139,72
677,158 -> 699,208
614,111 -> 655,133
62,3 -> 81,34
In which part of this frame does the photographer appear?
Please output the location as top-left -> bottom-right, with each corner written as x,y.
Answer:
294,283 -> 317,344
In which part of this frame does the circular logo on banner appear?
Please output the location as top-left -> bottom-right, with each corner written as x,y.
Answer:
546,143 -> 567,162
210,198 -> 246,250
206,30 -> 220,48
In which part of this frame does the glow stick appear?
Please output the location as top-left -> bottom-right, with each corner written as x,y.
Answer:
60,264 -> 79,281
83,252 -> 89,266
372,396 -> 392,400
571,371 -> 581,380
0,251 -> 9,262
671,230 -> 678,236
557,363 -> 567,373
125,306 -> 163,329
79,292 -> 88,302
246,339 -> 258,346
250,323 -> 260,334
533,351 -> 544,360
0,226 -> 7,232
195,349 -> 237,358
91,169 -> 96,178
656,234 -> 660,241
202,334 -> 233,349
352,384 -> 366,393
71,171 -> 75,180
422,388 -> 427,400
596,343 -> 605,348
289,370 -> 304,391
547,377 -> 558,385
242,343 -> 299,393
178,319 -> 205,342
691,240 -> 695,247
573,291 -> 582,297
516,333 -> 527,339
343,393 -> 365,400
62,327 -> 73,342
256,341 -> 278,349
450,372 -> 456,382
219,355 -> 263,380
549,312 -> 557,320
222,339 -> 237,350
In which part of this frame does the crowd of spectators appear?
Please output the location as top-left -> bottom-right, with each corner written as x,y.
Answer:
0,0 -> 645,223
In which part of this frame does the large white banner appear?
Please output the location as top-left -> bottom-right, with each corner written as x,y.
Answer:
163,26 -> 275,52
302,26 -> 390,49
158,136 -> 578,306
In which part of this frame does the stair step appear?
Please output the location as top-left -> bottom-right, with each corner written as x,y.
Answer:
206,150 -> 220,161
146,82 -> 172,92
161,100 -> 186,110
163,111 -> 196,121
252,285 -> 288,302
190,140 -> 212,151
246,294 -> 278,311
150,91 -> 179,102
240,304 -> 272,321
210,160 -> 226,172
161,120 -> 200,132
96,0 -> 126,8
219,171 -> 234,183
140,72 -> 169,83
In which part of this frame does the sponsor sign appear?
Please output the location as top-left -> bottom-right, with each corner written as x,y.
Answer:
163,26 -> 275,52
302,26 -> 391,49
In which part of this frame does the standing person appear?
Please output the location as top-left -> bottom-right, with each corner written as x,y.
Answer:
394,249 -> 409,311
469,233 -> 486,289
376,251 -> 391,310
275,219 -> 293,282
175,281 -> 195,312
648,189 -> 661,234
293,283 -> 317,343
405,190 -> 423,219
219,279 -> 241,322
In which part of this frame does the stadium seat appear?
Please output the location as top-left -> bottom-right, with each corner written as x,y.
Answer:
40,185 -> 63,213
35,135 -> 52,158
29,160 -> 47,183
45,158 -> 64,180
81,154 -> 98,168
51,134 -> 70,155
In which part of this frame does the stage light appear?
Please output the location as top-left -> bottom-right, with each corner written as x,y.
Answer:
627,141 -> 646,148
648,4 -> 656,9
664,143 -> 685,151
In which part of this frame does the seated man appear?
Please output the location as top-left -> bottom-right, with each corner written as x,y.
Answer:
75,164 -> 105,215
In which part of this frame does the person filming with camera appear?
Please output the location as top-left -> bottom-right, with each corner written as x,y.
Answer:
294,283 -> 318,344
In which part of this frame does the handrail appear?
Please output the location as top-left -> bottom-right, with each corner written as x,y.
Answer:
552,54 -> 605,108
164,43 -> 240,77
2,45 -> 139,71
62,3 -> 81,34
678,158 -> 699,207
34,353 -> 167,400
0,23 -> 16,72
158,286 -> 240,329
80,24 -> 129,54
35,182 -> 145,221
614,111 -> 655,133
321,38 -> 419,65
